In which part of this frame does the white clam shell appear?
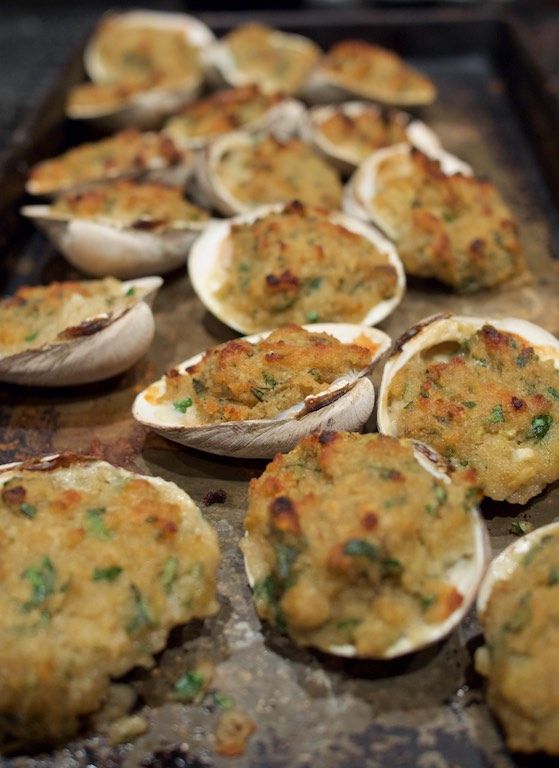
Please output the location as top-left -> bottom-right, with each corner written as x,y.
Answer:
477,521 -> 559,618
299,101 -> 442,176
21,204 -> 208,279
192,128 -> 313,215
302,49 -> 436,107
165,96 -> 306,151
203,28 -> 320,95
85,10 -> 215,83
25,135 -> 193,199
377,313 -> 559,502
0,276 -> 162,387
71,11 -> 215,131
188,202 -> 406,333
244,439 -> 490,658
342,143 -> 473,227
132,323 -> 391,459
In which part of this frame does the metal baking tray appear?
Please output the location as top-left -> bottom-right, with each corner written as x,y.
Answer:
2,8 -> 559,767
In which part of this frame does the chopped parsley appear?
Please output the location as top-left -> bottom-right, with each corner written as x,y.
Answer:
173,398 -> 193,414
161,556 -> 178,594
462,401 -> 477,409
19,502 -> 37,519
487,405 -> 505,424
510,520 -> 532,537
306,310 -> 320,323
530,414 -> 553,441
127,584 -> 155,634
548,387 -> 559,401
425,483 -> 447,517
548,566 -> 559,586
24,331 -> 39,343
85,507 -> 112,540
344,539 -> 379,561
21,556 -> 57,611
92,566 -> 123,582
125,287 -> 136,297
173,670 -> 205,702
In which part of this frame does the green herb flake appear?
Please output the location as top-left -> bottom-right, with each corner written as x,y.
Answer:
92,566 -> 123,582
253,575 -> 279,606
530,414 -> 553,441
161,556 -> 178,594
462,401 -> 477,409
381,558 -> 403,578
173,670 -> 205,702
263,372 -> 277,389
307,276 -> 323,291
127,584 -> 155,634
306,310 -> 320,323
275,544 -> 299,582
488,405 -> 505,424
344,539 -> 379,561
504,594 -> 531,633
24,331 -> 39,343
85,507 -> 112,540
125,287 -> 136,297
510,520 -> 532,537
548,566 -> 559,586
173,398 -> 193,414
192,378 -> 206,395
336,618 -> 361,630
21,556 -> 57,611
548,387 -> 559,401
212,692 -> 235,710
20,502 -> 37,519
419,594 -> 435,611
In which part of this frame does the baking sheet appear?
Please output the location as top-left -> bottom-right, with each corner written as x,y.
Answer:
2,10 -> 559,768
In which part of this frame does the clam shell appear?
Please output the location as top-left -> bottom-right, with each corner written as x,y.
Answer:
243,438 -> 490,658
299,101 -> 442,175
192,129 -> 319,215
21,204 -> 207,279
302,43 -> 436,107
477,521 -> 559,617
164,94 -> 306,151
26,132 -> 193,199
70,11 -> 215,131
204,27 -> 321,95
132,323 -> 390,459
342,143 -> 473,226
84,10 -> 215,83
377,313 -> 559,502
188,202 -> 406,333
0,276 -> 162,386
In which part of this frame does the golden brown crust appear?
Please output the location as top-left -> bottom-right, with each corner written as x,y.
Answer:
0,459 -> 218,744
318,108 -> 408,161
154,325 -> 375,422
372,149 -> 524,292
388,324 -> 559,502
51,180 -> 208,228
478,532 -> 559,754
216,136 -> 342,210
214,202 -> 398,331
242,431 -> 478,656
316,40 -> 436,105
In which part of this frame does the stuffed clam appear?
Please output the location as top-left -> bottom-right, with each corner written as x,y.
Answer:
0,452 -> 218,745
22,180 -> 210,279
475,522 -> 559,755
343,144 -> 524,293
164,85 -> 305,150
26,129 -> 192,198
193,131 -> 343,215
188,201 -> 405,334
0,276 -> 161,386
242,431 -> 489,658
303,40 -> 437,106
204,23 -> 321,96
300,101 -> 441,175
69,10 -> 215,130
133,323 -> 391,459
377,313 -> 559,504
